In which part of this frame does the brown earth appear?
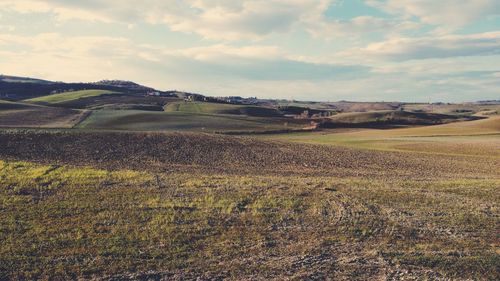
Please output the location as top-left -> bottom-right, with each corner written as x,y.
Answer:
0,107 -> 87,128
0,130 -> 497,179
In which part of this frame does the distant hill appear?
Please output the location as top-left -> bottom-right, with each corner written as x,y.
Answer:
323,110 -> 480,128
164,101 -> 282,117
93,80 -> 155,92
0,75 -> 170,101
26,90 -> 121,104
0,75 -> 53,84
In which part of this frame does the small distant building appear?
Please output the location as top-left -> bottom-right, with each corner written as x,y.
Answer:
225,96 -> 243,103
147,91 -> 177,97
185,94 -> 204,102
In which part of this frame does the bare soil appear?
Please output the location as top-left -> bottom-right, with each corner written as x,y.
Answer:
0,130 -> 497,179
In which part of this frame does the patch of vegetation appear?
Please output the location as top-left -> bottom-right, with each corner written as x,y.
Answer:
263,115 -> 500,157
0,160 -> 498,279
77,110 -> 298,132
26,90 -> 120,104
52,95 -> 180,110
165,101 -> 282,117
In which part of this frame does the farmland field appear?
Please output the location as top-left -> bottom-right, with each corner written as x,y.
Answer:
262,116 -> 500,156
76,110 -> 304,133
164,101 -> 282,117
26,90 -> 120,104
0,126 -> 498,280
0,99 -> 88,128
55,95 -> 179,110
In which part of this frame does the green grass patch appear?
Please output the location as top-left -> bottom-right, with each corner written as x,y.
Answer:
164,101 -> 281,117
26,90 -> 120,104
77,110 -> 295,132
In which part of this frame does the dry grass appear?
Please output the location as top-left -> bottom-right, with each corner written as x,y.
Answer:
340,115 -> 500,138
1,160 -> 498,280
262,116 -> 500,158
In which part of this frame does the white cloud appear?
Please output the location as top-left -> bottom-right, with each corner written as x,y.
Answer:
0,25 -> 15,31
160,0 -> 329,40
176,44 -> 284,61
0,33 -> 136,81
342,32 -> 500,61
306,16 -> 419,39
0,0 -> 336,40
0,0 -> 113,22
0,32 -> 367,84
365,0 -> 500,28
0,0 -> 416,41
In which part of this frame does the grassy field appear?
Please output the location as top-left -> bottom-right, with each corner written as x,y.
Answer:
26,90 -> 120,104
48,95 -> 180,110
275,100 -> 400,112
77,110 -> 301,133
0,157 -> 498,280
263,116 -> 500,156
165,101 -> 282,117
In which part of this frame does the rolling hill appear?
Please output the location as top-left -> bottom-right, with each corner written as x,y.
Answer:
323,110 -> 478,128
25,90 -> 121,104
365,114 -> 500,137
0,75 -> 53,84
0,75 -> 169,101
0,99 -> 87,128
77,110 -> 301,133
164,101 -> 282,117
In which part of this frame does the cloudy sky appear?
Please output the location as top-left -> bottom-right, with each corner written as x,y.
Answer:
0,0 -> 499,102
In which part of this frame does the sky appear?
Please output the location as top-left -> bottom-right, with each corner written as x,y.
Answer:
0,0 -> 499,102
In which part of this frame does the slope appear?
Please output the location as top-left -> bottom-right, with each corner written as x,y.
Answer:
164,101 -> 282,117
26,90 -> 120,104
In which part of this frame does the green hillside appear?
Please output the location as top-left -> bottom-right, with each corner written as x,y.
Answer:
26,90 -> 120,104
164,101 -> 282,117
77,110 -> 297,132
